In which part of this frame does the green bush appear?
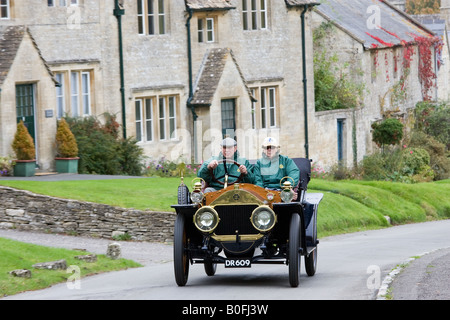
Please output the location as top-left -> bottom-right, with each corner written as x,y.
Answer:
371,118 -> 404,149
12,121 -> 35,160
65,115 -> 145,175
409,130 -> 450,180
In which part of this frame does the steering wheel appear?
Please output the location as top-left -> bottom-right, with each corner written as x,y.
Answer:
209,159 -> 244,186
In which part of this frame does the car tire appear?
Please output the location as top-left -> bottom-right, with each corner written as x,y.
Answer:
305,247 -> 317,276
174,213 -> 189,286
288,213 -> 301,287
204,258 -> 217,276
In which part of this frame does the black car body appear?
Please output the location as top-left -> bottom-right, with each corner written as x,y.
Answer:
171,158 -> 323,287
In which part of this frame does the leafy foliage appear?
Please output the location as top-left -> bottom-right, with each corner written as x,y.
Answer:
405,0 -> 440,14
11,121 -> 35,160
65,115 -> 145,175
313,22 -> 364,112
371,118 -> 404,148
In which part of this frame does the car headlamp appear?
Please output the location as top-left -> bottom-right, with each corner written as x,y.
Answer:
251,206 -> 276,232
194,206 -> 220,233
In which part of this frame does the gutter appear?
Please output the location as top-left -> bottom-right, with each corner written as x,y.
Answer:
186,7 -> 199,162
301,5 -> 310,159
114,0 -> 127,139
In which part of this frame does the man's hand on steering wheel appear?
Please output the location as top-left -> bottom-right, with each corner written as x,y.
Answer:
208,159 -> 247,185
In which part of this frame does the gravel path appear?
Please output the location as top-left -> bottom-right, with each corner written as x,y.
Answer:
0,229 -> 173,266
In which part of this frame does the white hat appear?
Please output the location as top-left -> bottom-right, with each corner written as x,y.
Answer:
221,137 -> 237,147
262,137 -> 279,148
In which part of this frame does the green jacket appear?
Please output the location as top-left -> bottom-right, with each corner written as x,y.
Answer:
197,152 -> 254,190
254,154 -> 299,190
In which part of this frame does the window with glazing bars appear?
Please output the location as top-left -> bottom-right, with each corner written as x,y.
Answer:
137,0 -> 166,35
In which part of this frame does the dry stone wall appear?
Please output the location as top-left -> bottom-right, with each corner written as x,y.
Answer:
0,186 -> 175,243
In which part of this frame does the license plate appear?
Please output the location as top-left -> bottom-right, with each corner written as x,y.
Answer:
224,259 -> 251,268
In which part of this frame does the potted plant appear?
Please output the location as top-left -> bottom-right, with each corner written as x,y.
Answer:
55,118 -> 79,173
11,120 -> 36,177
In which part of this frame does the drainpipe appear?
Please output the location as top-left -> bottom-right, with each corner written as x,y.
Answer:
186,8 -> 199,162
114,0 -> 127,139
301,5 -> 309,159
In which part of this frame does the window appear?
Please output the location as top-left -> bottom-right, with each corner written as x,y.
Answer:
48,0 -> 78,6
198,17 -> 215,43
251,89 -> 256,129
54,70 -> 93,118
135,95 -> 177,142
137,0 -> 166,35
1,0 -> 10,19
242,0 -> 267,30
55,73 -> 66,119
250,86 -> 278,129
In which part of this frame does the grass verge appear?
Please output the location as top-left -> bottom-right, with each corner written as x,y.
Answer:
0,237 -> 141,297
0,177 -> 449,238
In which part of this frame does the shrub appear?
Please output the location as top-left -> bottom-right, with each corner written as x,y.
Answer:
65,115 -> 146,175
371,118 -> 404,149
11,121 -> 35,160
0,156 -> 15,176
55,118 -> 78,158
409,130 -> 450,180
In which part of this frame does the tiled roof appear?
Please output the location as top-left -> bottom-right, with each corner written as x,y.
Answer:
0,26 -> 26,88
0,25 -> 56,88
185,0 -> 235,11
314,0 -> 435,49
191,48 -> 255,106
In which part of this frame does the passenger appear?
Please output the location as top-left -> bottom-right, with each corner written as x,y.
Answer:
197,137 -> 254,192
254,137 -> 300,193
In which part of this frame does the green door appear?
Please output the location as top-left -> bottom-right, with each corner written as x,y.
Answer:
16,84 -> 36,144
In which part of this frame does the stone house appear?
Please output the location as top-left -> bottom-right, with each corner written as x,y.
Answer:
0,0 -> 322,171
0,0 -> 444,173
310,0 -> 440,169
0,25 -> 58,171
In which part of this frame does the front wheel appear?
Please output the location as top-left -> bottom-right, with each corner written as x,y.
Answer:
288,213 -> 301,287
174,214 -> 189,286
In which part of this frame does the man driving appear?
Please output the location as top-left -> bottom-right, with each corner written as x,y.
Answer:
197,137 -> 254,192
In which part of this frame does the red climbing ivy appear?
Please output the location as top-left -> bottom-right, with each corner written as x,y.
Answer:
410,34 -> 440,101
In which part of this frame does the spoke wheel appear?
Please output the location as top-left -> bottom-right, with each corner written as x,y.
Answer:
288,213 -> 301,287
174,214 -> 189,286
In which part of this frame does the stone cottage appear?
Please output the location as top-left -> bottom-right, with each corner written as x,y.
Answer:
310,0 -> 440,168
0,25 -> 58,171
0,0 -> 443,173
0,0 -> 321,171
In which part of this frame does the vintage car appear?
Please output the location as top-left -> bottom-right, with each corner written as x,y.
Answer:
171,158 -> 323,287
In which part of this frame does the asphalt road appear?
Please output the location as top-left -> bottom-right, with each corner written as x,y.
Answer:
2,220 -> 450,300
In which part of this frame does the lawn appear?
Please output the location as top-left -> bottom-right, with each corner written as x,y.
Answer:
1,176 -> 449,237
0,237 -> 141,297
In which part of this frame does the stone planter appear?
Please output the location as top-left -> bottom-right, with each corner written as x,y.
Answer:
55,157 -> 79,174
13,160 -> 36,177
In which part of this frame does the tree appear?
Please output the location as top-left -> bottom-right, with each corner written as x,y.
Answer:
405,0 -> 440,14
12,121 -> 36,160
55,118 -> 78,158
371,118 -> 404,150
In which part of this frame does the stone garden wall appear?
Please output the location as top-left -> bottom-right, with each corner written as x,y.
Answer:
0,186 -> 175,243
